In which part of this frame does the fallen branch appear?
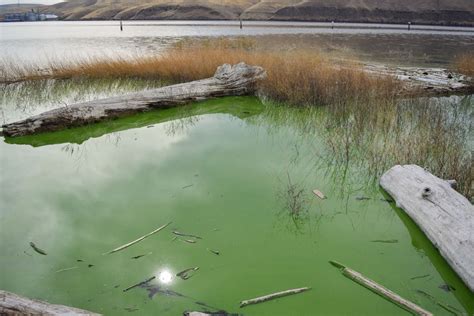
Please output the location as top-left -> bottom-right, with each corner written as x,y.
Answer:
239,287 -> 310,308
329,260 -> 432,316
105,222 -> 171,254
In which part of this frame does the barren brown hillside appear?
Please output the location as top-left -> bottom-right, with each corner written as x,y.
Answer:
4,0 -> 474,25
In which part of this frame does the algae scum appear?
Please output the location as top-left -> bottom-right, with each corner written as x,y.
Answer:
0,81 -> 473,315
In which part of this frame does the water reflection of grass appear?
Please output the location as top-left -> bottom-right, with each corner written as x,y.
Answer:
258,95 -> 473,199
0,78 -> 163,123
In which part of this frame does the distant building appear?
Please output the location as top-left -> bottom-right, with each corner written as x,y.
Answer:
3,10 -> 58,22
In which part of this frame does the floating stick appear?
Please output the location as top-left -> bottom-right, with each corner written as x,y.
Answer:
123,276 -> 155,292
55,266 -> 78,273
329,261 -> 432,316
240,287 -> 310,308
207,248 -> 220,255
131,252 -> 152,260
176,267 -> 199,280
370,239 -> 398,243
29,242 -> 47,255
173,231 -> 202,239
106,222 -> 171,254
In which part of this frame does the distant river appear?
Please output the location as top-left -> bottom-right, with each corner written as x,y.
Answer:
0,20 -> 473,67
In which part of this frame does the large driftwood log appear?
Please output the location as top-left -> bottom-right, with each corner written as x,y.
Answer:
2,63 -> 266,137
380,165 -> 474,292
364,64 -> 473,96
0,290 -> 100,315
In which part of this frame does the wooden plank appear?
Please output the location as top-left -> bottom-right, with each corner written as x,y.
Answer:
0,290 -> 100,315
380,164 -> 474,292
2,63 -> 266,137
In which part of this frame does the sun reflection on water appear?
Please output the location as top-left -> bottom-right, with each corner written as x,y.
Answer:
157,269 -> 174,284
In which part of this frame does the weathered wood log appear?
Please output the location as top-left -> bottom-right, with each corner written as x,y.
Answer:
0,290 -> 100,315
330,261 -> 433,316
380,165 -> 474,292
364,64 -> 473,96
2,63 -> 266,137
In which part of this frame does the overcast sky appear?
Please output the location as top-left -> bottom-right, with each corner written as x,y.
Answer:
1,0 -> 63,4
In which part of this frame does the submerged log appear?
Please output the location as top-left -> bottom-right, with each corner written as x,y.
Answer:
2,63 -> 266,137
0,290 -> 100,315
380,165 -> 474,292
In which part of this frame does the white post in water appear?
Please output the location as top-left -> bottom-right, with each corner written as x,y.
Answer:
408,21 -> 411,30
120,19 -> 123,31
331,20 -> 334,29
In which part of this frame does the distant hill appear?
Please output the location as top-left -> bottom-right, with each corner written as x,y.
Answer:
4,0 -> 474,26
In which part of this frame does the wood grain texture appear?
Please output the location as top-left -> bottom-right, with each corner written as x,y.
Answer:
380,164 -> 474,292
0,290 -> 100,315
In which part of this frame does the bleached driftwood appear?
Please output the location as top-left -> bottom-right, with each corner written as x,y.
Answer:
2,63 -> 266,137
380,165 -> 474,292
364,64 -> 473,95
240,287 -> 310,308
330,261 -> 432,316
0,290 -> 100,315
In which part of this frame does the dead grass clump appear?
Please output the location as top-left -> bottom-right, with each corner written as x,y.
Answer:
453,53 -> 474,77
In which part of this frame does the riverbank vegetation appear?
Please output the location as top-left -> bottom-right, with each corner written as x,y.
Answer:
1,38 -> 472,198
1,38 -> 400,108
454,53 -> 474,76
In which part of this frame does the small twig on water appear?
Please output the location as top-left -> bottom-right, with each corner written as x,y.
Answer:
131,252 -> 152,260
105,222 -> 171,254
173,231 -> 202,239
55,266 -> 78,273
29,242 -> 47,255
207,248 -> 220,255
123,276 -> 156,292
176,267 -> 199,280
240,287 -> 310,308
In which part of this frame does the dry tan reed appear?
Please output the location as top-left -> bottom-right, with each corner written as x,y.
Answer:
454,53 -> 474,77
0,39 -> 401,108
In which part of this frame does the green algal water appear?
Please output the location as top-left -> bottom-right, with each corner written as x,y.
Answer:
0,92 -> 473,315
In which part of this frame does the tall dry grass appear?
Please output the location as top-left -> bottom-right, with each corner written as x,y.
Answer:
454,53 -> 474,77
0,39 -> 401,108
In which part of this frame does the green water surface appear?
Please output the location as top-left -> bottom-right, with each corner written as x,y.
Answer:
1,96 -> 473,315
